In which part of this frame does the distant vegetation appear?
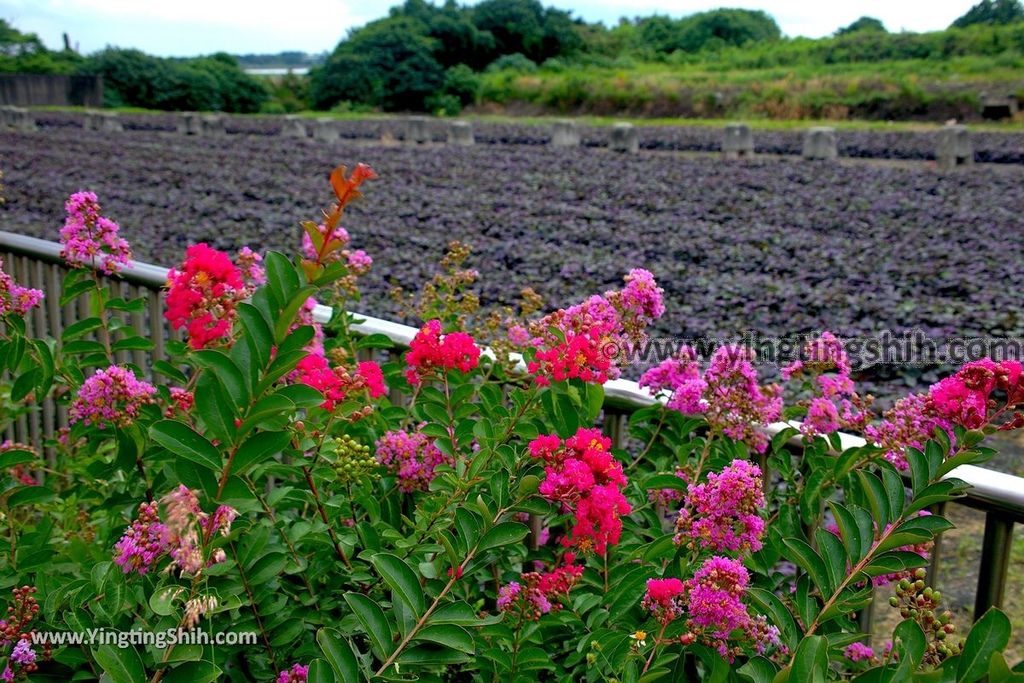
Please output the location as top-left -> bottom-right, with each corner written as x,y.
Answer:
0,20 -> 268,113
2,0 -> 1024,120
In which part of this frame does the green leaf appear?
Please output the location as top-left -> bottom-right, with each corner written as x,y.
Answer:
855,470 -> 892,529
746,588 -> 799,651
7,486 -> 55,508
193,349 -> 249,409
0,448 -> 35,468
894,619 -> 926,669
275,286 -> 318,342
476,522 -> 528,554
343,593 -> 394,658
371,553 -> 426,617
93,643 -> 145,683
644,473 -> 688,490
357,333 -> 395,349
195,372 -> 236,445
237,303 -> 274,367
162,661 -> 222,683
61,316 -> 103,342
111,336 -> 154,352
150,420 -> 222,472
316,628 -> 361,683
782,538 -> 832,593
813,528 -> 848,593
958,608 -> 1011,683
11,368 -> 40,402
415,624 -> 475,654
737,656 -> 778,683
829,502 -> 870,563
233,430 -> 291,475
789,635 -> 828,683
149,586 -> 185,617
305,659 -> 334,683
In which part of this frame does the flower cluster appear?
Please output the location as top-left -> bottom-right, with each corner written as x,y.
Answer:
865,393 -> 953,470
0,587 -> 44,682
782,333 -> 870,437
641,346 -> 781,453
680,556 -> 778,660
930,358 -> 1024,430
844,642 -> 877,663
69,365 -> 157,429
527,269 -> 664,386
113,502 -> 168,575
0,258 -> 42,317
375,429 -> 451,492
674,459 -> 766,553
275,663 -> 309,683
497,557 -> 584,621
164,244 -> 249,349
295,353 -> 387,411
59,191 -> 132,274
161,486 -> 234,576
404,319 -> 481,385
236,246 -> 266,287
529,428 -> 631,555
641,578 -> 686,625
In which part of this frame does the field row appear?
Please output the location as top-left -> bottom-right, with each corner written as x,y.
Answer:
34,110 -> 1024,165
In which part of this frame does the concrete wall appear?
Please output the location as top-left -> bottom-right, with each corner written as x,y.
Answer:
0,75 -> 103,107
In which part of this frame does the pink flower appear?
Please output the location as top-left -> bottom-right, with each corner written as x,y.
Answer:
302,224 -> 350,261
376,429 -> 451,492
845,642 -> 875,662
69,366 -> 157,428
0,258 -> 43,316
507,325 -> 531,346
60,191 -> 132,274
9,640 -> 34,666
347,249 -> 372,274
497,581 -> 521,610
642,578 -> 686,624
866,393 -> 953,470
356,361 -> 387,398
236,246 -> 265,286
681,556 -> 761,660
802,397 -> 841,436
498,558 -> 583,620
113,502 -> 168,575
674,459 -> 765,553
276,663 -> 309,683
164,244 -> 246,350
529,429 -> 630,555
404,320 -> 480,385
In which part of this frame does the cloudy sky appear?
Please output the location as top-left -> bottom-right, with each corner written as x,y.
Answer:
2,0 -> 976,57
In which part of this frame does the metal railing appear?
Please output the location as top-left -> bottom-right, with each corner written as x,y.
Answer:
0,229 -> 1020,628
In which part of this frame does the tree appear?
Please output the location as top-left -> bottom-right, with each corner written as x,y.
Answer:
951,0 -> 1024,28
674,9 -> 781,52
309,16 -> 445,111
471,0 -> 581,63
836,16 -> 888,35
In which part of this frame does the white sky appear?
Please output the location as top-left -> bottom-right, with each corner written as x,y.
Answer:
1,0 -> 977,57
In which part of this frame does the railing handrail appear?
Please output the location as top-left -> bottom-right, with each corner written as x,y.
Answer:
3,229 -> 1023,518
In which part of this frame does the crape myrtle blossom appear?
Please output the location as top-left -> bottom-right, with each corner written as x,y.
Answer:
275,663 -> 309,683
375,428 -> 451,492
59,191 -> 132,274
782,332 -> 870,438
865,393 -> 954,470
160,486 -> 235,576
404,319 -> 481,385
641,578 -> 686,625
164,244 -> 247,350
69,366 -> 157,429
673,459 -> 766,553
294,353 -> 387,411
641,345 -> 781,453
529,428 -> 631,555
929,358 -> 1024,430
0,257 -> 43,316
497,555 -> 584,621
527,269 -> 664,386
113,501 -> 168,575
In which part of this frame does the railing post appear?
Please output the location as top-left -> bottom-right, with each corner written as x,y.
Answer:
974,511 -> 1014,620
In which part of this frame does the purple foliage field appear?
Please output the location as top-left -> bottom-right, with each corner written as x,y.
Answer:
4,117 -> 1024,397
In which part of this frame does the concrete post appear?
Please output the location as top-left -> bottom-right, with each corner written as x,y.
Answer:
609,122 -> 638,153
551,119 -> 580,147
280,115 -> 308,138
802,127 -> 838,160
84,111 -> 123,133
936,125 -> 973,170
447,120 -> 474,146
723,123 -> 754,159
313,119 -> 340,142
406,116 -> 430,144
177,112 -> 201,135
1,106 -> 36,132
199,114 -> 225,136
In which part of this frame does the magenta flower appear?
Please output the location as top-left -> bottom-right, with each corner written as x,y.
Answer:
674,459 -> 765,553
59,191 -> 132,274
0,258 -> 43,316
375,429 -> 451,492
113,501 -> 168,575
69,366 -> 157,429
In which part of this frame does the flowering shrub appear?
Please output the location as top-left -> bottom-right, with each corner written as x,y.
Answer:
0,163 -> 1018,683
